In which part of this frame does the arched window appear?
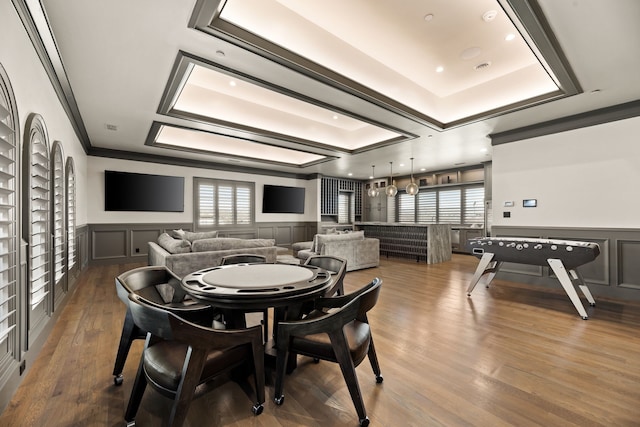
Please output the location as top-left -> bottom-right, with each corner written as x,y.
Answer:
51,141 -> 66,308
0,63 -> 19,357
23,113 -> 51,340
65,157 -> 77,284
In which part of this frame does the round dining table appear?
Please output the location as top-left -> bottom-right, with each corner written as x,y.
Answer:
181,263 -> 333,346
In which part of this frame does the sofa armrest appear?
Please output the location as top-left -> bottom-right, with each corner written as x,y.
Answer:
355,238 -> 380,265
148,241 -> 169,267
292,241 -> 313,257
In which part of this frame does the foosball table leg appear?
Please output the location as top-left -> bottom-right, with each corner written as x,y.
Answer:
547,258 -> 590,319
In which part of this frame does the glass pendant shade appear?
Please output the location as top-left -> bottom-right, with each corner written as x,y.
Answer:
406,181 -> 419,195
386,162 -> 397,197
406,157 -> 419,195
368,165 -> 379,197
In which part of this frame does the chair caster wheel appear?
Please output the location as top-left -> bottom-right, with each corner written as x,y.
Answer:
313,358 -> 320,363
252,403 -> 264,415
359,416 -> 370,427
114,375 -> 123,386
274,395 -> 284,405
375,375 -> 383,384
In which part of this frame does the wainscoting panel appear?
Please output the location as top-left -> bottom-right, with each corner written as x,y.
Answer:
276,226 -> 292,245
131,229 -> 163,259
92,229 -> 127,260
617,239 -> 640,290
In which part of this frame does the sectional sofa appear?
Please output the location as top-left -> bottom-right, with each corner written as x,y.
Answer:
148,231 -> 278,278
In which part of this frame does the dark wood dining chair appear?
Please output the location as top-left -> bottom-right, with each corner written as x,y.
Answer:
273,277 -> 383,427
125,293 -> 265,427
112,266 -> 215,386
303,255 -> 347,296
221,254 -> 270,339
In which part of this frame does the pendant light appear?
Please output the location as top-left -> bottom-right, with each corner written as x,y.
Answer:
406,157 -> 419,196
385,161 -> 398,197
367,165 -> 379,197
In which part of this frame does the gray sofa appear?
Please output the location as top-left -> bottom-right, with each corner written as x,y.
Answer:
148,232 -> 278,278
294,230 -> 379,271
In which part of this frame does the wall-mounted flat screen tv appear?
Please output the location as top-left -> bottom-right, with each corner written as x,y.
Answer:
105,170 -> 184,212
262,185 -> 305,214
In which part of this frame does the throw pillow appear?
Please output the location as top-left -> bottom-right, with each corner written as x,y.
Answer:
157,232 -> 191,254
183,230 -> 219,242
170,228 -> 186,239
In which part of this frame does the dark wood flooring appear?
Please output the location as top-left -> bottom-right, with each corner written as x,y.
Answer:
1,254 -> 639,426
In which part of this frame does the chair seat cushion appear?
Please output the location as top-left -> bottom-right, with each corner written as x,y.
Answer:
144,341 -> 249,391
290,320 -> 370,365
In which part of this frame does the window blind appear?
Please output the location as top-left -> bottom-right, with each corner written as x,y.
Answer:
338,192 -> 350,223
397,192 -> 415,223
52,144 -> 65,284
28,115 -> 51,310
66,159 -> 76,269
0,73 -> 17,345
195,178 -> 254,228
463,186 -> 485,225
438,189 -> 461,224
416,191 -> 437,224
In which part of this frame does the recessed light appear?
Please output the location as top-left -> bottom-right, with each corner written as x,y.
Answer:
229,81 -> 236,87
399,163 -> 405,167
420,168 -> 427,172
369,175 -> 374,179
505,33 -> 516,41
105,123 -> 118,131
590,89 -> 601,94
427,135 -> 433,138
332,115 -> 339,120
480,148 -> 488,153
424,13 -> 434,22
215,50 -> 226,57
347,172 -> 353,176
436,66 -> 444,73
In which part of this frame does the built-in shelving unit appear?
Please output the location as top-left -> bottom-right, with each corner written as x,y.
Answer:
320,176 -> 363,222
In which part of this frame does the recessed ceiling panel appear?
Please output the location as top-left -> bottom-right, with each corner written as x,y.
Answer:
216,0 -> 563,124
149,123 -> 329,167
172,63 -> 404,151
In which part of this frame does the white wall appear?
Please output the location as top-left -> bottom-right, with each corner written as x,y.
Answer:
87,157 -> 319,224
492,115 -> 640,228
0,1 -> 88,227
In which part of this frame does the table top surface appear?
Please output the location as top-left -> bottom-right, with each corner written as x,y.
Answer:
181,263 -> 332,309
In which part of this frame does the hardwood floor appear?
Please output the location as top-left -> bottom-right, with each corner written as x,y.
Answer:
1,254 -> 639,426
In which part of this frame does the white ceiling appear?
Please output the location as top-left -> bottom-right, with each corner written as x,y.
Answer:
30,0 -> 640,180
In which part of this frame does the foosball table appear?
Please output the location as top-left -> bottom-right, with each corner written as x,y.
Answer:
466,237 -> 600,319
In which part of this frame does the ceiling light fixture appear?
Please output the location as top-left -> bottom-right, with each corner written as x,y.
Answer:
406,157 -> 419,196
436,66 -> 444,73
505,33 -> 516,41
385,162 -> 398,197
367,165 -> 379,197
